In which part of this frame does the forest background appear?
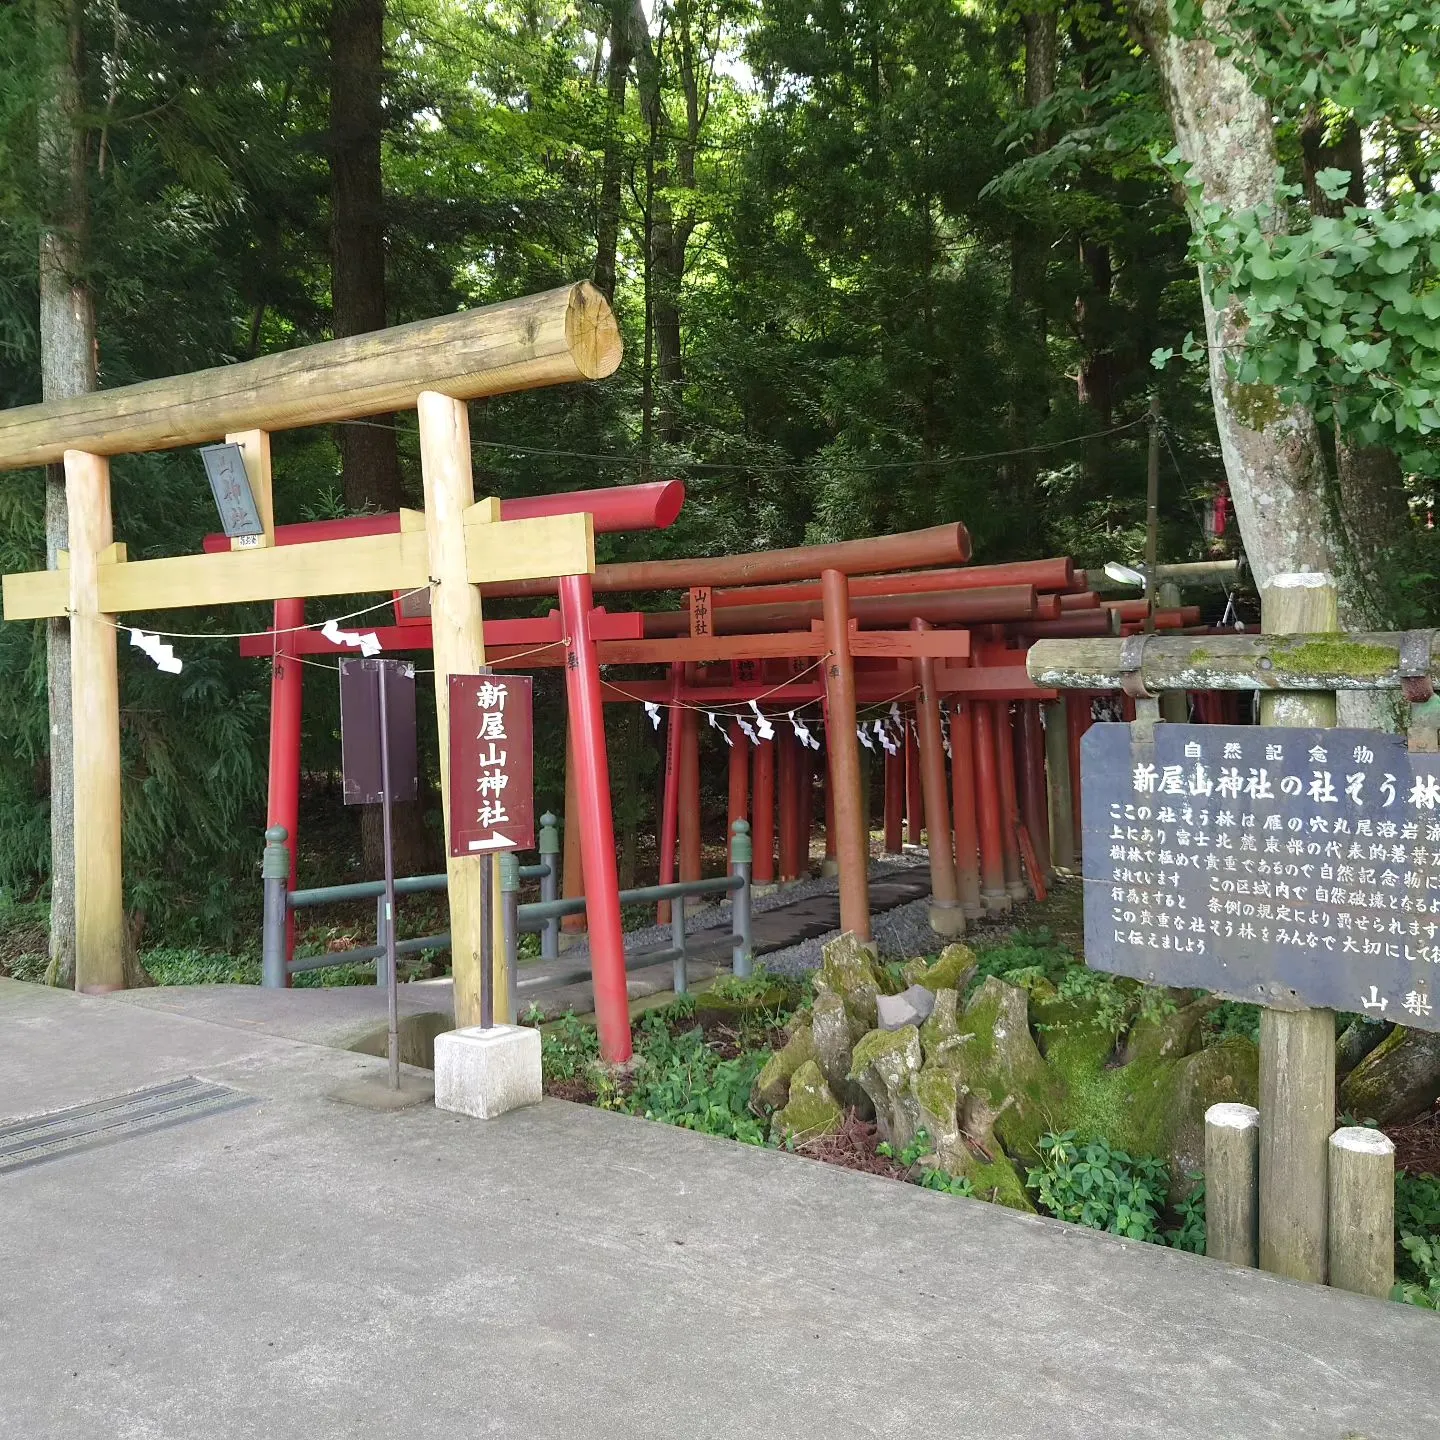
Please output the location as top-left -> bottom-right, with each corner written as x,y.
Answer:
0,0 -> 1434,958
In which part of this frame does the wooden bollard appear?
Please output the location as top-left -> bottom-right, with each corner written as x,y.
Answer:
1328,1127 -> 1395,1299
1205,1102 -> 1259,1267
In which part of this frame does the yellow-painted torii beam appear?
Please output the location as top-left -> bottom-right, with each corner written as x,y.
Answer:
0,282 -> 621,1024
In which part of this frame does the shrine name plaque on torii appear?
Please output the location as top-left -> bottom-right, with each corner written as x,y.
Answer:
0,282 -> 625,1042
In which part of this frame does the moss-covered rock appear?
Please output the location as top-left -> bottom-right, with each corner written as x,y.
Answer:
902,942 -> 978,996
1140,1038 -> 1258,1192
1336,1017 -> 1391,1078
947,977 -> 1061,1161
815,930 -> 881,1037
1340,1024 -> 1440,1125
955,1150 -> 1034,1212
811,988 -> 872,1116
1120,995 -> 1212,1067
772,1060 -> 843,1144
850,1024 -> 924,1149
913,1064 -> 964,1171
751,1020 -> 816,1113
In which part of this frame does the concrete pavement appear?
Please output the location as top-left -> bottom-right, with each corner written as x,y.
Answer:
3,977 -> 1438,1439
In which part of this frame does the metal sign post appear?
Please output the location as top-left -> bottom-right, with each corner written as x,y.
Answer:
377,668 -> 400,1089
340,658 -> 417,1088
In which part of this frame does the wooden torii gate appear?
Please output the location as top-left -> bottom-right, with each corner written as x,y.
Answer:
0,282 -> 636,1054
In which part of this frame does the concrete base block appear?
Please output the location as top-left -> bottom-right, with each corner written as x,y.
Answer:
819,859 -> 841,877
434,1024 -> 542,1120
927,901 -> 966,938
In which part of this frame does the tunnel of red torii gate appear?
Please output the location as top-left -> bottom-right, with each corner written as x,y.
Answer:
211,477 -> 1220,987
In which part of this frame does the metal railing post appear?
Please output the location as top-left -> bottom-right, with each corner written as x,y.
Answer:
262,825 -> 290,989
731,819 -> 753,978
500,851 -> 521,1015
538,811 -> 561,961
671,893 -> 687,995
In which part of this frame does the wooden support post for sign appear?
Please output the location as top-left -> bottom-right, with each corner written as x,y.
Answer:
1157,581 -> 1189,724
912,619 -> 963,936
752,737 -> 776,887
972,700 -> 1010,912
1205,1102 -> 1260,1268
1328,1127 -> 1395,1299
417,392 -> 504,1028
822,569 -> 871,941
1043,699 -> 1075,872
995,701 -> 1027,900
1258,572 -> 1339,1285
225,429 -> 274,549
67,450 -> 126,992
950,699 -> 983,918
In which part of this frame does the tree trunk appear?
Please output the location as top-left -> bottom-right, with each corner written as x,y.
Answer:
1300,117 -> 1411,627
330,0 -> 402,512
592,0 -> 637,304
36,0 -> 93,989
1134,1 -> 1348,604
1003,9 -> 1058,548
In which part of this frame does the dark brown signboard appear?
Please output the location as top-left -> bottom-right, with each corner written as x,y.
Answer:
448,673 -> 535,855
339,658 -> 418,805
1083,722 -> 1440,1029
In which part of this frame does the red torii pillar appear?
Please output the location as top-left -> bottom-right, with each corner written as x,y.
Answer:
777,726 -> 802,883
822,569 -> 871,940
883,743 -> 905,854
950,698 -> 983,919
972,701 -> 1010,912
995,700 -> 1027,901
905,720 -> 923,846
266,597 -> 305,975
912,619 -> 963,936
752,736 -> 776,888
727,720 -> 749,835
558,573 -> 630,1062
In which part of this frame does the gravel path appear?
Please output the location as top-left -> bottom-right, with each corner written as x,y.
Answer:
761,897 -> 940,976
551,854 -> 931,965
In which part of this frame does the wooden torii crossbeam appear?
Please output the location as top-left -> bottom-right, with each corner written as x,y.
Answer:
0,282 -> 637,1055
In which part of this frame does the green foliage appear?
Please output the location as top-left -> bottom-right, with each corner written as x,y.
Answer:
875,1128 -> 976,1195
1026,1131 -> 1171,1243
539,1011 -> 601,1084
622,1007 -> 768,1145
1394,1171 -> 1440,1309
1168,1177 -> 1208,1254
1161,0 -> 1440,473
1205,1000 -> 1262,1047
969,927 -> 1075,993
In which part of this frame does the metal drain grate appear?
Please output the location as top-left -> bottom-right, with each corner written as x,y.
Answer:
0,1076 -> 254,1175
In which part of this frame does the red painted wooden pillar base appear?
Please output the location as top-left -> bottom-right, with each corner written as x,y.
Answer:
950,699 -> 983,919
995,701 -> 1027,901
559,574 -> 630,1063
267,597 -> 305,979
883,743 -> 904,854
972,700 -> 1010,912
752,736 -> 776,888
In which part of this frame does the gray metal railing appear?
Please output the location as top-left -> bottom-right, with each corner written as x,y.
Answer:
260,815 -> 755,995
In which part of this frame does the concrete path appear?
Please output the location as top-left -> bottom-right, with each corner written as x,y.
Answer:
3,977 -> 1438,1439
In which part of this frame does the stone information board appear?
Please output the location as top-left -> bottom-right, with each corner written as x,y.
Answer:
1082,722 -> 1440,1030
